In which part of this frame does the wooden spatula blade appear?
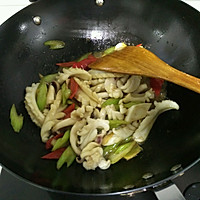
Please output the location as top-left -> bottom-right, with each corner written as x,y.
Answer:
89,46 -> 200,94
89,46 -> 169,78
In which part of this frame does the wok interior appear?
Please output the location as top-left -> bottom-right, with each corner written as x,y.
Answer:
0,0 -> 200,194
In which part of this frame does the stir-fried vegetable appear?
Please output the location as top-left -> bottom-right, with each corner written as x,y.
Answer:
150,78 -> 164,97
63,103 -> 75,119
101,98 -> 121,108
109,120 -> 129,129
40,73 -> 57,83
103,136 -> 142,164
61,83 -> 71,105
44,40 -> 65,50
10,104 -> 24,133
23,42 -> 179,171
52,130 -> 70,151
36,82 -> 47,111
42,147 -> 66,159
45,133 -> 64,150
56,146 -> 76,169
124,101 -> 141,108
69,78 -> 78,99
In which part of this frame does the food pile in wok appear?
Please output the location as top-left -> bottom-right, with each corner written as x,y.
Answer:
12,43 -> 179,171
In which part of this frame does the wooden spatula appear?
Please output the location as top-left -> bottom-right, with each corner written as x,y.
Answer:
89,46 -> 200,94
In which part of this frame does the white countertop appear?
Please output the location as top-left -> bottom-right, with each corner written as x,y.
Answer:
0,0 -> 200,174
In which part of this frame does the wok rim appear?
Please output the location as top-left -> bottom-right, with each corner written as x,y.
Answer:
1,157 -> 200,196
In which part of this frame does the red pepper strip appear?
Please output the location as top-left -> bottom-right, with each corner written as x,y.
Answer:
41,147 -> 66,159
56,55 -> 97,69
69,78 -> 79,99
136,43 -> 142,47
56,61 -> 76,67
45,133 -> 64,150
72,55 -> 97,70
150,78 -> 164,96
63,103 -> 76,119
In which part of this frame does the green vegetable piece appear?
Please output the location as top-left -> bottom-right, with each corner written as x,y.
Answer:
41,73 -> 57,83
103,46 -> 115,56
44,40 -> 65,50
103,142 -> 120,158
10,104 -> 24,133
109,141 -> 135,164
124,101 -> 141,108
76,52 -> 91,62
56,146 -> 76,170
36,82 -> 47,111
103,136 -> 133,158
109,120 -> 129,129
52,130 -> 70,151
123,136 -> 133,143
101,98 -> 120,108
61,83 -> 71,105
124,143 -> 143,160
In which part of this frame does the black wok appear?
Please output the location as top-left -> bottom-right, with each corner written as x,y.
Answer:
0,0 -> 200,199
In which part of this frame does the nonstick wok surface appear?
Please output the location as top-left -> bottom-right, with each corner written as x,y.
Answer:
0,0 -> 200,195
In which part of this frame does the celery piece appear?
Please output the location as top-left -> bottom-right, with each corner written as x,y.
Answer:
61,83 -> 71,105
36,82 -> 47,111
41,73 -> 57,83
109,141 -> 135,164
52,130 -> 70,151
124,101 -> 141,108
123,136 -> 133,143
56,146 -> 76,170
10,104 -> 24,133
76,52 -> 91,62
103,46 -> 115,56
124,143 -> 143,160
44,40 -> 65,50
101,98 -> 121,108
103,142 -> 120,158
103,136 -> 133,158
109,119 -> 129,129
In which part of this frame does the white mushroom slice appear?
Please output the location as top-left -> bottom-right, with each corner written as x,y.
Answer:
75,89 -> 99,107
117,75 -> 142,93
40,90 -> 62,142
80,142 -> 110,170
91,83 -> 105,92
90,78 -> 105,86
57,67 -> 92,84
46,84 -> 55,105
133,100 -> 179,143
24,83 -> 45,127
74,77 -> 101,104
52,118 -> 77,133
40,121 -> 55,143
102,132 -> 122,146
112,124 -> 137,140
97,92 -> 109,99
88,69 -> 124,79
70,119 -> 87,155
105,78 -> 123,98
125,103 -> 152,122
133,83 -> 148,94
71,105 -> 94,120
122,89 -> 155,103
77,118 -> 110,150
100,105 -> 124,120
